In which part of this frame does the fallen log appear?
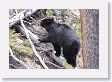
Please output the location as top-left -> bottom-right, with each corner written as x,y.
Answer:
18,26 -> 39,43
9,9 -> 38,27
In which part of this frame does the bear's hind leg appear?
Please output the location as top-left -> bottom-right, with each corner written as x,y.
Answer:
63,47 -> 76,68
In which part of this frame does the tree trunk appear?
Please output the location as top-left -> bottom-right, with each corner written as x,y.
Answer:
80,9 -> 99,69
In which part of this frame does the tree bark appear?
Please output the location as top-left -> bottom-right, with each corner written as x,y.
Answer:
80,9 -> 99,69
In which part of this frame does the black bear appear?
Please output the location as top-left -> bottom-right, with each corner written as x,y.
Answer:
39,18 -> 80,68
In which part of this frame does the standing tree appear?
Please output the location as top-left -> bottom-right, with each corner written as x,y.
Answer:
80,9 -> 99,69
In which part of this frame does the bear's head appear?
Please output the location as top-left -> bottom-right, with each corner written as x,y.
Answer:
40,18 -> 54,28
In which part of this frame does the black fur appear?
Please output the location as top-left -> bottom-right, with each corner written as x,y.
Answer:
39,18 -> 80,68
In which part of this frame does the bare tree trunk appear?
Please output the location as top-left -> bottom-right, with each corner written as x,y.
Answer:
80,9 -> 99,69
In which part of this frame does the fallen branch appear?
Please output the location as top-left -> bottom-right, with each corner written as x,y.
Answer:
9,9 -> 38,27
20,19 -> 49,69
9,46 -> 29,69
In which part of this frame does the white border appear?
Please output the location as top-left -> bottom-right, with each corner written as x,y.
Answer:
0,0 -> 108,78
